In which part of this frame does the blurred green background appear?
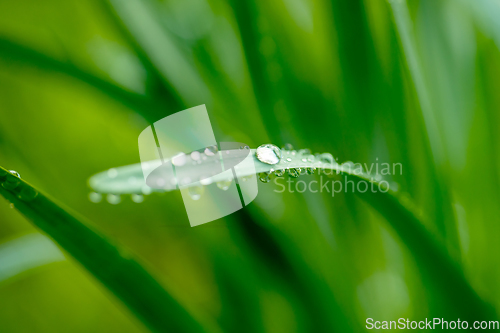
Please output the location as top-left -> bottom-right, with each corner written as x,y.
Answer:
1,0 -> 500,331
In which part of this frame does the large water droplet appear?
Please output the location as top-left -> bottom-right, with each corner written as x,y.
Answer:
107,194 -> 121,205
9,170 -> 21,178
89,192 -> 102,203
216,179 -> 232,191
131,194 -> 144,203
256,144 -> 282,165
188,186 -> 204,200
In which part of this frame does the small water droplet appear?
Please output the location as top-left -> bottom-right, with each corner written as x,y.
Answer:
256,144 -> 282,165
298,168 -> 307,175
274,169 -> 285,177
188,186 -> 204,200
216,179 -> 232,191
18,187 -> 38,202
107,168 -> 118,178
89,192 -> 102,203
107,194 -> 121,205
142,185 -> 153,195
258,172 -> 271,183
374,174 -> 383,181
131,194 -> 144,203
204,145 -> 218,156
283,143 -> 294,151
306,167 -> 316,175
307,155 -> 315,163
287,168 -> 299,178
172,153 -> 187,167
298,148 -> 312,155
286,158 -> 292,162
191,151 -> 201,161
301,158 -> 307,162
9,170 -> 20,178
9,203 -> 14,209
319,153 -> 334,164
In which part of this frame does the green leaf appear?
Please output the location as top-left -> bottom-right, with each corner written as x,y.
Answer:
0,166 -> 220,333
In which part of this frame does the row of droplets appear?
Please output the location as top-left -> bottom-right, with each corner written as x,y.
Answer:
89,175 -> 255,204
0,170 -> 39,209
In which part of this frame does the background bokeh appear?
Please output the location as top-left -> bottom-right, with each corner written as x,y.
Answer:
1,0 -> 500,331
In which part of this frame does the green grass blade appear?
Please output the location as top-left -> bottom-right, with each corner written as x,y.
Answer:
0,38 -> 163,123
0,166 -> 220,333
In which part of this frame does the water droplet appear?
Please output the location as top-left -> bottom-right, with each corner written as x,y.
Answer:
319,153 -> 334,164
204,145 -> 218,156
301,158 -> 307,162
107,168 -> 118,178
256,144 -> 282,165
2,175 -> 20,190
298,168 -> 307,175
307,155 -> 315,163
9,203 -> 14,209
142,185 -> 153,195
89,192 -> 102,203
18,187 -> 38,202
188,186 -> 204,200
258,172 -> 271,183
283,143 -> 294,151
287,168 -> 299,178
298,148 -> 312,155
286,158 -> 292,162
191,151 -> 201,161
107,194 -> 121,205
9,170 -> 20,178
131,194 -> 144,203
274,169 -> 285,177
306,167 -> 316,175
216,179 -> 232,191
172,153 -> 187,166
374,174 -> 383,181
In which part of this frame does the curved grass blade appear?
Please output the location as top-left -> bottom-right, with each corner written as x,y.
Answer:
89,148 -> 496,320
0,166 -> 220,333
0,38 -> 164,123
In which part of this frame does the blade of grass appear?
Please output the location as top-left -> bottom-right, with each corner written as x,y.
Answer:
0,38 -> 172,123
0,166 -> 220,333
88,148 -> 496,320
387,0 -> 460,256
